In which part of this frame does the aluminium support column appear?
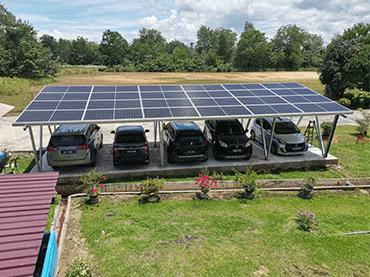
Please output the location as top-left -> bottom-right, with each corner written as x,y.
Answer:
266,117 -> 277,160
154,121 -> 157,147
260,119 -> 268,159
315,116 -> 325,157
324,115 -> 339,158
28,126 -> 41,172
39,125 -> 43,172
159,121 -> 165,167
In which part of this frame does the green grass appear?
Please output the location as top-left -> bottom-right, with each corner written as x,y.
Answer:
80,192 -> 370,276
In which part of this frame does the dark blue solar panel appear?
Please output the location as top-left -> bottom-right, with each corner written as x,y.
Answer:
271,89 -> 296,96
163,91 -> 187,98
203,84 -> 224,90
186,91 -> 210,98
263,83 -> 285,89
270,104 -> 302,114
207,91 -> 231,98
192,99 -> 218,106
161,85 -> 183,91
197,107 -> 226,116
282,83 -> 304,88
291,88 -> 317,95
295,103 -> 326,113
304,95 -> 331,103
67,86 -> 92,93
251,89 -> 274,96
116,93 -> 139,100
167,99 -> 192,107
141,92 -> 164,99
51,110 -> 84,121
88,101 -> 114,109
142,100 -> 167,108
62,93 -> 90,101
170,107 -> 199,117
223,84 -> 245,90
16,111 -> 53,122
115,100 -> 141,109
42,86 -> 68,93
248,105 -> 278,115
238,98 -> 264,105
242,83 -> 264,89
215,98 -> 240,106
318,102 -> 351,112
84,110 -> 114,120
58,101 -> 87,110
140,85 -> 161,92
116,86 -> 138,92
115,109 -> 143,119
260,97 -> 287,104
223,106 -> 251,116
28,101 -> 59,110
282,95 -> 309,103
35,93 -> 63,101
228,90 -> 254,97
90,93 -> 115,100
144,108 -> 172,118
93,86 -> 115,92
182,85 -> 204,91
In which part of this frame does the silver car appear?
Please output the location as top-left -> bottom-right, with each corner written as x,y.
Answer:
46,124 -> 103,169
250,117 -> 308,155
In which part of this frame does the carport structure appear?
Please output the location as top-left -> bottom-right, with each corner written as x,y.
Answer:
12,83 -> 352,171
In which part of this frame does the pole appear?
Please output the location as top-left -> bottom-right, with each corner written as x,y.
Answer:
324,115 -> 339,158
159,121 -> 165,167
266,117 -> 277,160
28,126 -> 41,172
39,125 -> 43,172
315,116 -> 325,157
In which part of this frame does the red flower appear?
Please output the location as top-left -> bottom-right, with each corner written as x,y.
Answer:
92,188 -> 97,193
99,184 -> 103,189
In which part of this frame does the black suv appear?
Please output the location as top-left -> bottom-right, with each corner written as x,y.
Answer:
111,126 -> 150,166
163,122 -> 209,164
204,119 -> 253,160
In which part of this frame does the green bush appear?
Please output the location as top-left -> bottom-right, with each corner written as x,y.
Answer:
321,122 -> 332,136
355,109 -> 370,136
338,98 -> 351,108
352,91 -> 370,109
65,258 -> 91,277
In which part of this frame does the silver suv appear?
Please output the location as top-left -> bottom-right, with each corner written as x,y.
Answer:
46,124 -> 103,169
250,117 -> 308,155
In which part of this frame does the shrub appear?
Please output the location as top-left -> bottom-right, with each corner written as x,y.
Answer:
355,109 -> 370,136
338,98 -> 351,108
65,258 -> 91,277
321,122 -> 332,136
140,177 -> 164,195
295,209 -> 320,231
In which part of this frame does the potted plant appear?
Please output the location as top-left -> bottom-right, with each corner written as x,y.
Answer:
233,167 -> 257,200
298,175 -> 317,199
78,170 -> 106,204
140,177 -> 164,203
195,174 -> 217,199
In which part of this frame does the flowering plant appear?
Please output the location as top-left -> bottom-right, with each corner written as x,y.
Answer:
140,177 -> 164,196
79,170 -> 106,197
196,174 -> 217,195
295,208 -> 320,231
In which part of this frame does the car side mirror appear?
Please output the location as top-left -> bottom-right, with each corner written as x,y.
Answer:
110,130 -> 115,134
145,129 -> 150,133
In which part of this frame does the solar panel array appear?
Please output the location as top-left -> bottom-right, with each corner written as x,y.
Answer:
14,83 -> 351,125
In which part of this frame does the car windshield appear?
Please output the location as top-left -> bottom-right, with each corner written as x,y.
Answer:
216,123 -> 244,135
49,135 -> 86,147
275,122 -> 300,134
116,134 -> 145,144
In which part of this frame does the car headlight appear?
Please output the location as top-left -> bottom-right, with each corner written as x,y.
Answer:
219,140 -> 228,148
245,141 -> 251,147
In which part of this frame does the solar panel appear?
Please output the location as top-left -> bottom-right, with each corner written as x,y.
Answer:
13,83 -> 352,126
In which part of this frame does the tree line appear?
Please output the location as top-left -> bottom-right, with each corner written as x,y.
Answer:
1,3 -> 370,100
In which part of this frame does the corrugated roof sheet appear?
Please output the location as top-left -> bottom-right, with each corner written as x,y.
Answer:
0,172 -> 59,277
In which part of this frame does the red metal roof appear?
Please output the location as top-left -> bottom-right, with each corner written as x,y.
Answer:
0,172 -> 59,277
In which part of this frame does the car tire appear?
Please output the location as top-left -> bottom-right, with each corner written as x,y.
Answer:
167,152 -> 174,164
213,149 -> 221,160
271,143 -> 278,155
99,135 -> 103,149
250,130 -> 256,141
51,166 -> 59,170
90,149 -> 97,167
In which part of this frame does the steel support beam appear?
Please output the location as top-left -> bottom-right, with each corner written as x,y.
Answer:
39,126 -> 43,172
315,116 -> 325,157
260,120 -> 268,159
154,121 -> 157,147
28,126 -> 41,172
266,117 -> 277,160
159,121 -> 165,167
324,115 -> 339,158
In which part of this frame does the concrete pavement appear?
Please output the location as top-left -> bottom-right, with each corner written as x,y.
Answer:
0,110 -> 364,152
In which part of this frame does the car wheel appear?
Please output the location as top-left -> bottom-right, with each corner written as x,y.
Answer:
167,152 -> 174,164
213,149 -> 220,160
51,166 -> 59,170
99,135 -> 103,149
90,149 -> 97,167
250,130 -> 256,141
271,143 -> 278,155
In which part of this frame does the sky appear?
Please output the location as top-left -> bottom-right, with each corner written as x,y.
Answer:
3,0 -> 370,45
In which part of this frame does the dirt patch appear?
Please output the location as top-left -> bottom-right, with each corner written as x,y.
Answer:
55,71 -> 320,86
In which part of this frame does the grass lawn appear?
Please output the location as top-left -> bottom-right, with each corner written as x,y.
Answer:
79,192 -> 370,276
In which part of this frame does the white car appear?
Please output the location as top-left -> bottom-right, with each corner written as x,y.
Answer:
250,117 -> 308,155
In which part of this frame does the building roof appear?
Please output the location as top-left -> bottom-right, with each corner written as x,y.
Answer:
0,103 -> 14,118
12,83 -> 352,127
0,172 -> 59,277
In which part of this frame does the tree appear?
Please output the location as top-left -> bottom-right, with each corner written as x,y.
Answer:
40,34 -> 58,59
214,28 -> 237,63
99,30 -> 128,67
346,45 -> 370,92
68,37 -> 99,65
195,26 -> 216,54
